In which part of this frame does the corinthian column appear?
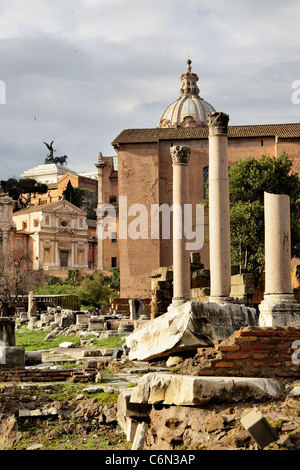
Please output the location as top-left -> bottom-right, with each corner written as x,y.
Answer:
170,145 -> 191,307
207,111 -> 233,304
95,152 -> 106,270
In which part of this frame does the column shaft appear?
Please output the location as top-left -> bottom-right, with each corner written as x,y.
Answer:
207,112 -> 232,303
264,192 -> 292,295
259,192 -> 300,326
95,152 -> 105,270
170,146 -> 191,306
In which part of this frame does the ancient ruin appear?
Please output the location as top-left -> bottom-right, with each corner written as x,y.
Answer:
170,145 -> 191,307
0,62 -> 300,452
207,112 -> 232,304
259,192 -> 300,326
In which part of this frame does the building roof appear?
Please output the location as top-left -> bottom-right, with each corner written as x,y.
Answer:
13,199 -> 86,216
112,122 -> 300,147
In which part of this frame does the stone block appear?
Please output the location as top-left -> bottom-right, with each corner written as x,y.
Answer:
130,373 -> 283,406
241,407 -> 278,449
25,351 -> 42,366
131,422 -> 148,450
126,301 -> 258,361
150,267 -> 173,282
126,419 -> 139,442
0,347 -> 25,369
0,317 -> 15,346
117,389 -> 151,419
18,407 -> 58,418
76,314 -> 90,325
61,313 -> 76,328
40,314 -> 54,324
59,342 -> 76,348
88,317 -> 105,331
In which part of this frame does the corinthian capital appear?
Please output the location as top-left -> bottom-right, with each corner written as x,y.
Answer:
207,112 -> 230,136
170,146 -> 191,165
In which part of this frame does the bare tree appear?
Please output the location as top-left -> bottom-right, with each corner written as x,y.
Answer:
0,247 -> 44,316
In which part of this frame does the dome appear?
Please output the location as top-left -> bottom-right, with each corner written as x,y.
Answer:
158,60 -> 215,128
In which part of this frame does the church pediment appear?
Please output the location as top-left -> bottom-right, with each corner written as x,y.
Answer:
54,203 -> 85,215
42,199 -> 86,216
57,228 -> 75,236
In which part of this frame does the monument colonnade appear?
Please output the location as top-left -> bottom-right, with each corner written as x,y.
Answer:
170,112 -> 300,326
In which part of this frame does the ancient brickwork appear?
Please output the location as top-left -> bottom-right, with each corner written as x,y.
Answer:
0,367 -> 96,383
195,326 -> 300,378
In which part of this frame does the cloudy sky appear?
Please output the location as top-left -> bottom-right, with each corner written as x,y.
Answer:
0,0 -> 299,180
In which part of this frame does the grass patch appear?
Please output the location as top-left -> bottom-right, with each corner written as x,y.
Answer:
16,328 -> 80,351
83,390 -> 119,406
93,335 -> 125,349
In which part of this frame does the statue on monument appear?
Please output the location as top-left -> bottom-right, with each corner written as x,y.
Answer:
43,141 -> 68,165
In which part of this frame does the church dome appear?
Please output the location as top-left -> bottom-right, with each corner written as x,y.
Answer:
158,60 -> 215,128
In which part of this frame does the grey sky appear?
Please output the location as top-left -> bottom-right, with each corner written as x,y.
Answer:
0,0 -> 299,180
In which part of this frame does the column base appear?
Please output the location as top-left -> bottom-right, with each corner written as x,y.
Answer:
259,294 -> 300,327
209,296 -> 234,305
168,298 -> 190,311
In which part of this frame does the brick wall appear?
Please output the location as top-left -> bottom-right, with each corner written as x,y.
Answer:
197,326 -> 300,378
0,368 -> 96,383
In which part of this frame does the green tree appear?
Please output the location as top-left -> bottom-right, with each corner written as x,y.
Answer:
103,267 -> 120,291
79,271 -> 114,309
62,180 -> 85,207
65,269 -> 80,286
229,152 -> 300,284
1,178 -> 48,210
63,180 -> 97,219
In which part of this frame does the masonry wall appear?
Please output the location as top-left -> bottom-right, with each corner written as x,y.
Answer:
117,143 -> 160,298
117,135 -> 300,299
195,326 -> 300,378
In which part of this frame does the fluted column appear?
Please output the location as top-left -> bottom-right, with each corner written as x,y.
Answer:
207,111 -> 233,304
170,145 -> 191,306
95,152 -> 106,270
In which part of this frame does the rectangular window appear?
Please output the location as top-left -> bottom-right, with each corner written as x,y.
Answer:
22,221 -> 28,230
60,251 -> 68,268
34,219 -> 39,227
111,257 -> 117,268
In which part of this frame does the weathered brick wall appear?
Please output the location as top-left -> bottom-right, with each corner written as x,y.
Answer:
0,368 -> 96,383
197,327 -> 300,378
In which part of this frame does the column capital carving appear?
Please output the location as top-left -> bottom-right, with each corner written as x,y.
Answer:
170,145 -> 191,165
95,152 -> 106,171
207,112 -> 229,136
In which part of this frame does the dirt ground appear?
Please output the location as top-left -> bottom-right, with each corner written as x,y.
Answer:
1,350 -> 300,451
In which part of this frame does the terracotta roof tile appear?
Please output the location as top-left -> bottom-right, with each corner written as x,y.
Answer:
111,123 -> 300,146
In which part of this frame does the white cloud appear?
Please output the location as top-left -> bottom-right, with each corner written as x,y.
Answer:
0,0 -> 299,179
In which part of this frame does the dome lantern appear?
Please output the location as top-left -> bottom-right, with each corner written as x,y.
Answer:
158,60 -> 215,129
